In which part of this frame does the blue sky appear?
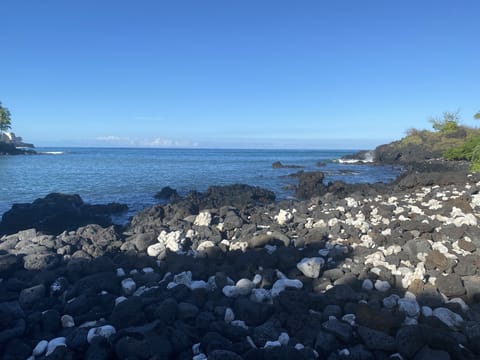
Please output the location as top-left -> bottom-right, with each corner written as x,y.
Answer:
1,1 -> 479,149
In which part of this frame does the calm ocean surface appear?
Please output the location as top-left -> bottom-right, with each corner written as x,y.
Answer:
0,148 -> 402,220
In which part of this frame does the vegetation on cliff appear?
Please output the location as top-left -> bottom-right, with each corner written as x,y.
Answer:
375,110 -> 480,171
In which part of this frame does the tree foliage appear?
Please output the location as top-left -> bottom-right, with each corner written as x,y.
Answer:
429,111 -> 460,133
0,101 -> 12,133
474,111 -> 480,120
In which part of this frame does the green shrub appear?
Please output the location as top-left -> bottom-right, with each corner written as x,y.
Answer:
429,111 -> 460,133
443,136 -> 480,161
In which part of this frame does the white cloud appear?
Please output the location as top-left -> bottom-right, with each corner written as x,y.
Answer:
93,135 -> 198,148
95,135 -> 123,141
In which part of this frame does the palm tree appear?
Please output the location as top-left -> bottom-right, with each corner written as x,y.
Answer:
0,101 -> 12,134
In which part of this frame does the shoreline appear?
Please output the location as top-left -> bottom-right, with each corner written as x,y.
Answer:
1,160 -> 479,358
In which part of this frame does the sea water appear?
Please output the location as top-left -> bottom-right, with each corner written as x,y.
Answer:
0,148 -> 401,219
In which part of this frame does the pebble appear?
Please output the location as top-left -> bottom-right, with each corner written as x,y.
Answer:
374,280 -> 391,292
297,257 -> 325,278
46,337 -> 66,356
32,340 -> 48,356
61,315 -> 75,328
432,307 -> 464,329
87,325 -> 117,343
398,298 -> 420,317
121,277 -> 137,295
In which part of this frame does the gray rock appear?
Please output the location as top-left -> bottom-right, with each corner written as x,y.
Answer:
248,231 -> 290,248
153,298 -> 177,324
109,297 -> 145,329
432,307 -> 464,329
223,212 -> 244,231
322,319 -> 352,343
176,302 -> 199,320
322,304 -> 343,321
296,172 -> 326,199
404,238 -> 432,261
413,346 -> 451,360
463,321 -> 480,354
0,301 -> 24,320
253,321 -> 281,348
454,255 -> 478,276
463,275 -> 480,302
19,284 -> 45,308
0,253 -> 21,272
425,250 -> 450,271
18,228 -> 37,241
436,274 -> 465,297
208,350 -> 244,360
315,329 -> 339,353
0,318 -> 26,343
65,327 -> 89,351
357,325 -> 396,351
128,232 -> 157,252
23,252 -> 60,270
234,298 -> 274,326
395,325 -> 425,359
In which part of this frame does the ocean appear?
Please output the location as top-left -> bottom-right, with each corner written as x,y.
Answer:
0,148 -> 402,220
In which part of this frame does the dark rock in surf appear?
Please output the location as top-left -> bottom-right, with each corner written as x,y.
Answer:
154,186 -> 180,201
295,172 -> 327,199
272,161 -> 303,169
0,193 -> 127,236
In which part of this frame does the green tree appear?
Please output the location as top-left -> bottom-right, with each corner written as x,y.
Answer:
0,101 -> 12,133
429,110 -> 460,133
474,111 -> 480,120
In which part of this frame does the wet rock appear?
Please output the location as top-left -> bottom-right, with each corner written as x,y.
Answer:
154,186 -> 179,201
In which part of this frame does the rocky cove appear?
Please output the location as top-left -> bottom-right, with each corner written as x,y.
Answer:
1,163 -> 480,359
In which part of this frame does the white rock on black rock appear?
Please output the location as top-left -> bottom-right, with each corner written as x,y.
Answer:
297,257 -> 325,278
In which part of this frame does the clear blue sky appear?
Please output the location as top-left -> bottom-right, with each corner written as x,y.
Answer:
1,1 -> 479,149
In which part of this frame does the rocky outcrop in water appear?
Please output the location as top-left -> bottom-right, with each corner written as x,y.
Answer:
0,141 -> 35,155
0,193 -> 127,236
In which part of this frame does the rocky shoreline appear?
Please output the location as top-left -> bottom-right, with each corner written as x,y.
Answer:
0,141 -> 36,155
1,163 -> 480,359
